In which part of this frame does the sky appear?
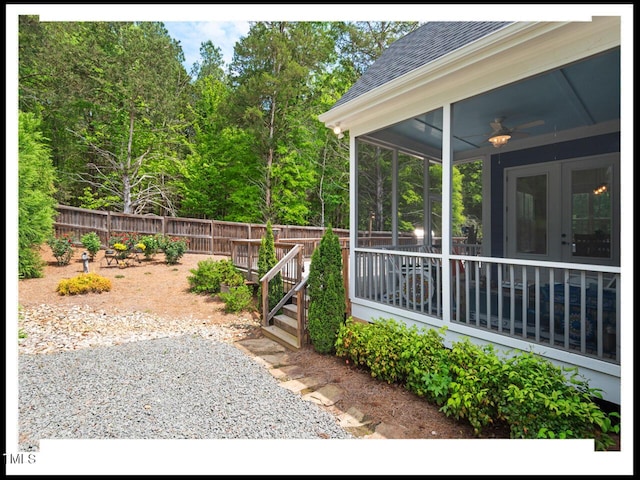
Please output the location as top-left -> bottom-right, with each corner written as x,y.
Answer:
7,4 -> 629,75
6,3 -> 635,476
163,21 -> 250,72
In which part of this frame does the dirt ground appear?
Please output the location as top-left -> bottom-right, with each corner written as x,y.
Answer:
16,247 -> 618,447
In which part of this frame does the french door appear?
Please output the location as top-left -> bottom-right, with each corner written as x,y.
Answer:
505,153 -> 619,266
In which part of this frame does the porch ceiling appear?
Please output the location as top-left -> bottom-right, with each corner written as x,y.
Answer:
364,47 -> 620,160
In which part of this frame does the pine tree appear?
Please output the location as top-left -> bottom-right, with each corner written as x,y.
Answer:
307,225 -> 346,353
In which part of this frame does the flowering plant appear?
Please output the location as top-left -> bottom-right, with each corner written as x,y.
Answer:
159,235 -> 189,265
138,234 -> 161,259
109,232 -> 139,251
113,242 -> 128,259
47,233 -> 74,266
113,243 -> 127,251
135,243 -> 146,251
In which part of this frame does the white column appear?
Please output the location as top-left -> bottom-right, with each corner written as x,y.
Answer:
441,104 -> 452,321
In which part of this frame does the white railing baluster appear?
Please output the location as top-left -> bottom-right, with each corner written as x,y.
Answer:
352,248 -> 618,364
521,267 -> 528,339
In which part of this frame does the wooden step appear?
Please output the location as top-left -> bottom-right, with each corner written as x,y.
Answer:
261,324 -> 300,350
274,312 -> 298,336
281,303 -> 298,320
292,293 -> 309,306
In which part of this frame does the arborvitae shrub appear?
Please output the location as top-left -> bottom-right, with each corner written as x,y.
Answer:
307,225 -> 345,354
257,221 -> 283,313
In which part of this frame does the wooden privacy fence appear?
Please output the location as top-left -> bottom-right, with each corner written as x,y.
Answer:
53,205 -> 353,257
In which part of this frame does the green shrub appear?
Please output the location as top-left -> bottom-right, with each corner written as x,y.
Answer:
307,225 -> 345,354
498,352 -> 620,450
80,231 -> 102,260
219,284 -> 255,313
336,317 -> 451,404
47,233 -> 74,266
187,258 -> 244,294
396,323 -> 451,405
187,258 -> 220,294
360,318 -> 409,383
158,235 -> 188,265
138,234 -> 162,259
440,338 -> 506,434
335,316 -> 619,450
56,273 -> 112,295
336,317 -> 376,367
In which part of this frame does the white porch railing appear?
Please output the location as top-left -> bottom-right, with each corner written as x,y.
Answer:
353,248 -> 620,364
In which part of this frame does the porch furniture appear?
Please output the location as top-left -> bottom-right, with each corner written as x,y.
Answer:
382,245 -> 440,311
399,263 -> 437,308
529,282 -> 617,351
467,282 -> 528,327
100,249 -> 142,267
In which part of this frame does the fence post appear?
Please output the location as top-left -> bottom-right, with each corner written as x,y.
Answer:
210,219 -> 214,255
107,210 -> 112,243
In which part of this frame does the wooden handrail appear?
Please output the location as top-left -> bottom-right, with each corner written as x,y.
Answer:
259,244 -> 303,283
260,244 -> 304,329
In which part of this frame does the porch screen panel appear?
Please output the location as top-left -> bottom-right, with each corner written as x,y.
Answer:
515,174 -> 547,255
356,141 -> 393,248
397,152 -> 425,247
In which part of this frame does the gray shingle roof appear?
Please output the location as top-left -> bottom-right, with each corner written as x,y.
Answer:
332,21 -> 513,109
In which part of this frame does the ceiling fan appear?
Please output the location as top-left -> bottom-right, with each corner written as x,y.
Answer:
485,117 -> 545,148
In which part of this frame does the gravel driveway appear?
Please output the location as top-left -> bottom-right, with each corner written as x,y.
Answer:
18,309 -> 353,452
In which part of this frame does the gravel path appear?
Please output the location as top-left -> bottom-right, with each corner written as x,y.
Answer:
18,307 -> 353,451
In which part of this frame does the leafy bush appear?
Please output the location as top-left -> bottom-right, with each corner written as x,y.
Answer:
56,273 -> 112,295
187,258 -> 244,294
47,233 -> 74,266
307,225 -> 345,354
158,235 -> 188,265
498,352 -> 620,451
137,234 -> 162,259
219,284 -> 255,313
335,316 -> 620,450
80,231 -> 102,260
441,338 -> 506,433
336,317 -> 451,405
335,317 -> 376,367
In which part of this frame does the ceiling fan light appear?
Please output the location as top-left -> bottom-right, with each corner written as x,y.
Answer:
488,133 -> 511,147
